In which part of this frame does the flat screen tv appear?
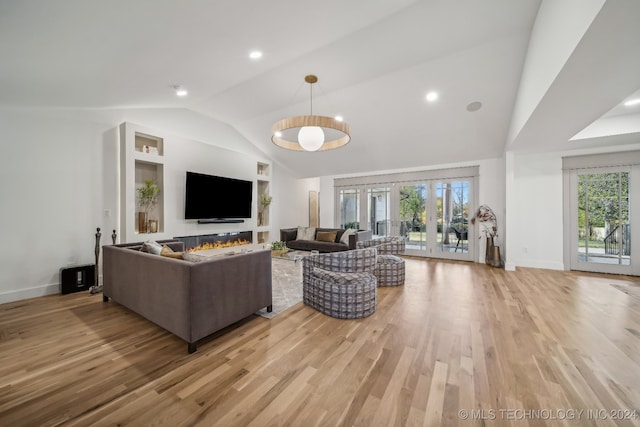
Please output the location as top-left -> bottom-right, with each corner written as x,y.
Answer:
185,171 -> 253,220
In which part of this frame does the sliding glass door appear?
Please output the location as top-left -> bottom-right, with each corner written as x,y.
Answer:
335,167 -> 478,261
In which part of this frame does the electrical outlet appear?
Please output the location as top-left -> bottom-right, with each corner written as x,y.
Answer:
104,209 -> 111,218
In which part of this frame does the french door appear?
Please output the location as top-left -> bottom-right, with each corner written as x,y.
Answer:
335,167 -> 478,261
339,182 -> 474,260
568,165 -> 639,275
338,187 -> 390,237
394,180 -> 473,260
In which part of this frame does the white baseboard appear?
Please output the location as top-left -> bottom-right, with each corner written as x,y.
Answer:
509,259 -> 565,271
0,283 -> 60,304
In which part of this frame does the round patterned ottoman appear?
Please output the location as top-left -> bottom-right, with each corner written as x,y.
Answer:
375,254 -> 405,286
305,269 -> 377,319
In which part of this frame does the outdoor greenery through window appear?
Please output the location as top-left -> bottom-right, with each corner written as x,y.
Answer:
334,165 -> 477,260
578,172 -> 630,265
436,181 -> 469,253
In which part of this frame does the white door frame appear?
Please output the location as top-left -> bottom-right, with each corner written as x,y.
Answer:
563,154 -> 640,276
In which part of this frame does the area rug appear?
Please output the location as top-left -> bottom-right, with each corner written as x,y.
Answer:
255,257 -> 304,318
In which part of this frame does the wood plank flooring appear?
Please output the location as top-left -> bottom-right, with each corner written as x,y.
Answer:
1,258 -> 640,426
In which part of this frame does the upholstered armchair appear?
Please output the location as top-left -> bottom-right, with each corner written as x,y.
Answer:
357,236 -> 406,286
302,248 -> 378,319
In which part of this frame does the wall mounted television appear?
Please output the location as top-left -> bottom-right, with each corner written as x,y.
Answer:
185,171 -> 253,222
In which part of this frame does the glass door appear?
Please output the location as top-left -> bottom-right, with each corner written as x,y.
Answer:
398,183 -> 428,253
368,187 -> 390,237
392,180 -> 474,259
338,188 -> 360,229
570,168 -> 635,274
335,167 -> 479,261
436,180 -> 470,257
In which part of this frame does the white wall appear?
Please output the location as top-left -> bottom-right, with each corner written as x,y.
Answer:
0,110 -> 108,301
0,107 -> 299,303
505,151 -> 565,270
270,175 -> 320,238
505,142 -> 640,271
507,0 -> 605,146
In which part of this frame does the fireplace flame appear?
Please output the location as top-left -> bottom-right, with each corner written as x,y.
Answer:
188,239 -> 250,253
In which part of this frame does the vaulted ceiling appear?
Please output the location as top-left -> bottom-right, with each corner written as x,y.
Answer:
1,0 -> 639,177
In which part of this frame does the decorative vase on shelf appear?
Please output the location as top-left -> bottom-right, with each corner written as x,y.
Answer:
137,212 -> 148,233
148,219 -> 158,233
258,212 -> 263,227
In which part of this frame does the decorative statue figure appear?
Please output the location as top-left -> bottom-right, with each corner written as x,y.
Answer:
470,205 -> 497,239
90,227 -> 103,294
470,205 -> 501,267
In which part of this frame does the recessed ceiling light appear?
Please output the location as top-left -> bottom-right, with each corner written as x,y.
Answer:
425,91 -> 438,102
249,51 -> 263,59
172,85 -> 188,97
624,98 -> 640,107
335,115 -> 344,122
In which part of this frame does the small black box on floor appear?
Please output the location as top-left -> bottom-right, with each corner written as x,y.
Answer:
60,264 -> 95,294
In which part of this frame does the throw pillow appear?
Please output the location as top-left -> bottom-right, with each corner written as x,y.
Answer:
296,226 -> 316,241
182,252 -> 212,263
340,228 -> 356,245
140,240 -> 163,255
160,245 -> 183,259
316,231 -> 337,243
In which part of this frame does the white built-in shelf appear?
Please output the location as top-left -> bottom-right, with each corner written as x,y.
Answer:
256,161 -> 271,243
120,123 -> 166,241
135,132 -> 164,156
257,162 -> 269,178
257,230 -> 269,244
134,151 -> 164,164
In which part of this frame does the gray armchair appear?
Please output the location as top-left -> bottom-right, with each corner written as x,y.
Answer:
302,248 -> 378,319
357,236 -> 406,286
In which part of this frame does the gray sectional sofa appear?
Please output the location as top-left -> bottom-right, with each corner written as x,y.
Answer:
280,227 -> 373,253
102,240 -> 272,353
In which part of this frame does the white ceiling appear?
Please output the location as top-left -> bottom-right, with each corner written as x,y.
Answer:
1,0 -> 639,177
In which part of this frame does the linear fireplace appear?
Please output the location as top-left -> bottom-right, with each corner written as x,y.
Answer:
174,231 -> 253,250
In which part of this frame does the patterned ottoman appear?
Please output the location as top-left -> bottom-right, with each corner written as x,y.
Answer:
305,269 -> 377,319
375,254 -> 405,286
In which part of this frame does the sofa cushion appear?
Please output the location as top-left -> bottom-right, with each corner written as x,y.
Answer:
339,228 -> 356,245
140,240 -> 163,255
182,252 -> 214,263
297,226 -> 316,241
280,228 -> 298,242
286,239 -> 348,253
161,245 -> 184,259
316,231 -> 337,243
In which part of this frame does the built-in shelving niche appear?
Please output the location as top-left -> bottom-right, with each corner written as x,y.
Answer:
134,160 -> 164,234
257,162 -> 271,243
119,123 -> 166,241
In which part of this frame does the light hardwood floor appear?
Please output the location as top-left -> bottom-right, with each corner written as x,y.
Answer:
1,258 -> 639,426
